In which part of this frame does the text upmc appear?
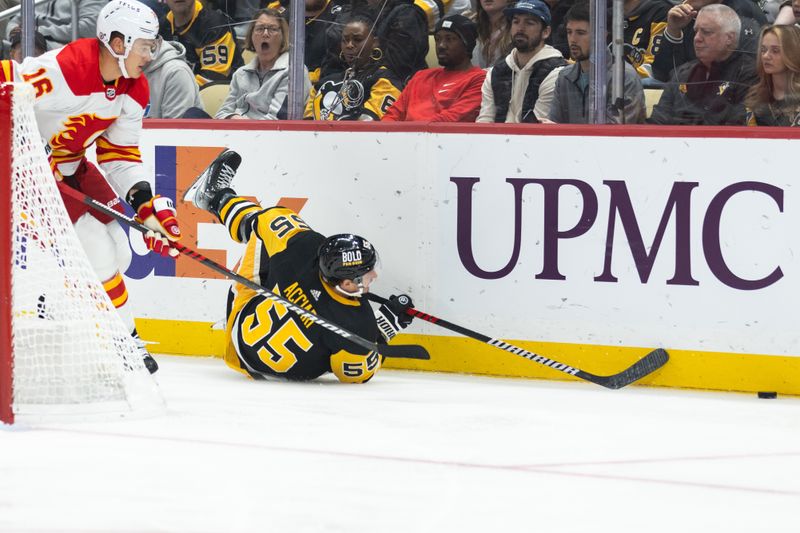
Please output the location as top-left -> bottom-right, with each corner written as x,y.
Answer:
452,178 -> 784,291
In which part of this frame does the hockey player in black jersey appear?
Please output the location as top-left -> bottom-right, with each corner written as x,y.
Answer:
183,150 -> 414,383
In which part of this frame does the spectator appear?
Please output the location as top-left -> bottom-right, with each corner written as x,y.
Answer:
546,0 -> 575,56
5,0 -> 106,50
383,14 -> 486,121
623,0 -> 671,78
306,9 -> 404,120
0,0 -> 19,41
745,24 -> 800,125
774,0 -> 800,25
449,0 -> 473,18
474,0 -> 513,68
208,0 -> 260,39
476,0 -> 567,123
139,0 -> 169,18
551,2 -> 669,75
760,0 -> 785,23
216,8 -> 311,119
206,0 -> 235,16
648,4 -> 757,125
322,0 -> 429,83
414,0 -> 465,31
159,0 -> 244,85
265,0 -> 347,85
144,40 -> 202,118
7,28 -> 48,62
651,0 -> 766,82
547,0 -> 645,123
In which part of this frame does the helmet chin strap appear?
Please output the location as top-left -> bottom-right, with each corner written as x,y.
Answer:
101,40 -> 132,79
117,56 -> 131,79
334,276 -> 365,298
334,284 -> 363,298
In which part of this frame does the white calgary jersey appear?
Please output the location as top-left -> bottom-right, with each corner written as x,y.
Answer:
0,38 -> 149,198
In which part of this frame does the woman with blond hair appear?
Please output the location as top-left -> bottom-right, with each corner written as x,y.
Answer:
746,24 -> 800,126
216,8 -> 310,120
473,0 -> 513,68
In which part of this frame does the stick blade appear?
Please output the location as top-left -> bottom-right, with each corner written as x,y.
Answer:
377,344 -> 431,360
587,348 -> 669,390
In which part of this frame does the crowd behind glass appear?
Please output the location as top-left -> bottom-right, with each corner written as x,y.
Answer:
2,0 -> 798,126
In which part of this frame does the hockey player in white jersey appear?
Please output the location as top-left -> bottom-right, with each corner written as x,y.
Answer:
0,0 -> 181,373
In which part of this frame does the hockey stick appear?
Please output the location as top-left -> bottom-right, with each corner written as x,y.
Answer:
365,293 -> 668,389
57,183 -> 430,361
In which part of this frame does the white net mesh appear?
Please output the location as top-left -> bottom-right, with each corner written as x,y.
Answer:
7,83 -> 164,420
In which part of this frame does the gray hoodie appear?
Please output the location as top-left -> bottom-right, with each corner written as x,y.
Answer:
215,52 -> 311,120
144,41 -> 201,119
6,0 -> 105,47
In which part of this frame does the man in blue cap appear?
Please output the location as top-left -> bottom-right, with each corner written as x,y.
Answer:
476,0 -> 567,123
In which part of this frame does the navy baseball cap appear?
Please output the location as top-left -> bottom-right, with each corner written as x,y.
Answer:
504,0 -> 552,26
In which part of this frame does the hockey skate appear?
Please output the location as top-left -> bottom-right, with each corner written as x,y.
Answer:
183,149 -> 242,212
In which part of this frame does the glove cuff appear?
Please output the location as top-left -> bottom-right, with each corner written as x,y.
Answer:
375,314 -> 398,342
128,185 -> 154,212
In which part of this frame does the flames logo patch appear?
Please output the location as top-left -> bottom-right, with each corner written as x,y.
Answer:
49,113 -> 117,155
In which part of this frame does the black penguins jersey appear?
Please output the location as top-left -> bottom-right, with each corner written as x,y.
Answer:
220,196 -> 382,383
624,0 -> 670,78
304,65 -> 403,120
160,0 -> 243,85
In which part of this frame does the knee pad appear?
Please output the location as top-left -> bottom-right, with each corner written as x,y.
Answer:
107,220 -> 132,272
73,213 -> 130,281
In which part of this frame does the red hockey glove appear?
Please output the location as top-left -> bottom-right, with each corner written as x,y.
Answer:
143,230 -> 178,257
135,195 -> 181,258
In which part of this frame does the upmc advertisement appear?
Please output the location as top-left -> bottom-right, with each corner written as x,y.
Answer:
126,123 -> 800,393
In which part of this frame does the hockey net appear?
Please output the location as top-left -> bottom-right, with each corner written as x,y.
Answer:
0,83 -> 164,424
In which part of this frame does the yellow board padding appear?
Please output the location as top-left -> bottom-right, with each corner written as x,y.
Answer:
135,318 -> 226,357
135,318 -> 800,395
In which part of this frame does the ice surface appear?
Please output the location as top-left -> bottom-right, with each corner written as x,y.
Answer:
1,356 -> 798,532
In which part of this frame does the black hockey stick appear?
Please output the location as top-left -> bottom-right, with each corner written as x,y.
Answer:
365,293 -> 667,389
57,183 -> 430,361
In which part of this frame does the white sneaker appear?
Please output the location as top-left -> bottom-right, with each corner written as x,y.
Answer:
183,149 -> 242,211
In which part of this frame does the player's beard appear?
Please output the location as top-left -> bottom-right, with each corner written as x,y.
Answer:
438,57 -> 453,68
570,46 -> 589,62
438,53 -> 458,68
513,33 -> 542,54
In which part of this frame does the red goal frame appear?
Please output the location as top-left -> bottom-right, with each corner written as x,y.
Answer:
0,85 -> 13,424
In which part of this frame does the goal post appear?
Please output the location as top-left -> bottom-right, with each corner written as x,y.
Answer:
0,84 -> 13,424
0,82 -> 164,425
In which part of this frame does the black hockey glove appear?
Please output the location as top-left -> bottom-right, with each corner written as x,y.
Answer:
374,294 -> 414,341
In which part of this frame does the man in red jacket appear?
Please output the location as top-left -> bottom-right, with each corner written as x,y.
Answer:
382,14 -> 486,122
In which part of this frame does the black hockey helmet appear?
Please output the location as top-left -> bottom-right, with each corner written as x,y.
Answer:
318,234 -> 377,284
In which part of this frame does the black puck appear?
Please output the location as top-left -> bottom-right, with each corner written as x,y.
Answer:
757,391 -> 777,399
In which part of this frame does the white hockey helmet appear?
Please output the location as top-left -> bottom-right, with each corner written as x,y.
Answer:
96,0 -> 161,77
